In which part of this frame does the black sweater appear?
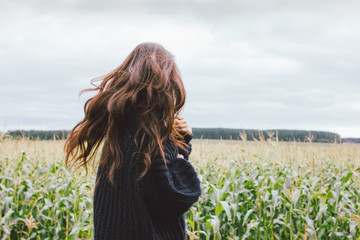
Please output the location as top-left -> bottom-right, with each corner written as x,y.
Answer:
93,124 -> 202,240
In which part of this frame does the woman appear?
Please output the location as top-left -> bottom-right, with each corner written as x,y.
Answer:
64,42 -> 201,240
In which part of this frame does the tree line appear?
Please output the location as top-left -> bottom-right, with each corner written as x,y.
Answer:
2,128 -> 346,143
341,138 -> 360,144
192,128 -> 341,143
6,130 -> 69,140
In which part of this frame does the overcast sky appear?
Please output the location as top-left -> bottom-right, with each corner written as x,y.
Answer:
1,0 -> 360,137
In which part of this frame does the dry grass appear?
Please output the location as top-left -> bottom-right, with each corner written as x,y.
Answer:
191,138 -> 360,173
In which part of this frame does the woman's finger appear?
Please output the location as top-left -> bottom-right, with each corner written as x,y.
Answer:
175,118 -> 185,123
174,119 -> 186,124
174,123 -> 188,129
174,116 -> 192,135
174,121 -> 187,126
177,127 -> 192,135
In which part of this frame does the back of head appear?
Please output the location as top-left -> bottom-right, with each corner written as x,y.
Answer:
64,42 -> 187,186
106,42 -> 185,131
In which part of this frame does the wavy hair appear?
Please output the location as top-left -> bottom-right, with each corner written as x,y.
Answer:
64,42 -> 188,187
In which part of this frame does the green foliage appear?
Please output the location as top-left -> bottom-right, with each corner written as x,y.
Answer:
185,159 -> 360,239
1,143 -> 360,239
0,152 -> 93,239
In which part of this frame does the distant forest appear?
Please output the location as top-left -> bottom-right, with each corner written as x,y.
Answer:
192,128 -> 341,143
341,138 -> 360,144
2,128 -> 354,143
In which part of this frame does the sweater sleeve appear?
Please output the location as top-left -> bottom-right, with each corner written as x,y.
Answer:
177,134 -> 193,160
142,140 -> 201,220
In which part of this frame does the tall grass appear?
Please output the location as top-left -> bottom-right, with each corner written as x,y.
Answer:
1,137 -> 360,239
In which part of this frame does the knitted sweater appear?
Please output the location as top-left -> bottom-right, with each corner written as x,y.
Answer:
93,123 -> 201,240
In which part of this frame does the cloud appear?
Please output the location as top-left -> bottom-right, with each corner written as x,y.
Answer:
0,0 -> 360,137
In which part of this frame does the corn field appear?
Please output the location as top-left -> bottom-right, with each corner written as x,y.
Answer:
1,137 -> 360,239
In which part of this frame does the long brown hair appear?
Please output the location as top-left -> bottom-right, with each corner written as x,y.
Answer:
64,42 -> 188,187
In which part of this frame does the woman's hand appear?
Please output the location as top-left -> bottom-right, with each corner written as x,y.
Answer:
174,116 -> 192,136
177,154 -> 184,158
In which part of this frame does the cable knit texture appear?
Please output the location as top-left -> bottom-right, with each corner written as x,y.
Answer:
93,123 -> 201,240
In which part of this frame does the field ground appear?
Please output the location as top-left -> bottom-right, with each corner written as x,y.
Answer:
1,138 -> 360,239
